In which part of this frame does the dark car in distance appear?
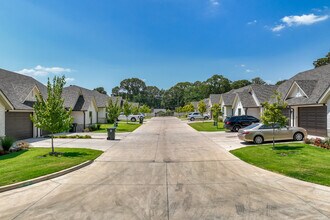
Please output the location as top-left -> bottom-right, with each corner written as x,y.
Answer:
224,115 -> 260,132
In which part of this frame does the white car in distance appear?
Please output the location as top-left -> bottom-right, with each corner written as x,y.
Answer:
118,112 -> 144,122
188,112 -> 210,121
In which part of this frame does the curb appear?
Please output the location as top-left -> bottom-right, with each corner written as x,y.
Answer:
0,160 -> 93,193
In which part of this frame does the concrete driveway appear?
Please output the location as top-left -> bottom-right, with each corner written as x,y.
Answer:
1,117 -> 329,219
25,132 -> 131,151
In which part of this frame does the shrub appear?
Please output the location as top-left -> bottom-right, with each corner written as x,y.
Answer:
314,138 -> 322,147
97,124 -> 101,130
1,136 -> 15,152
83,127 -> 91,132
304,138 -> 312,144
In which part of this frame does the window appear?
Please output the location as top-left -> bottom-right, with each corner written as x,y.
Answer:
238,108 -> 242,116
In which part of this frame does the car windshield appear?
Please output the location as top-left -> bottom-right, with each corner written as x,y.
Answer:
244,123 -> 260,130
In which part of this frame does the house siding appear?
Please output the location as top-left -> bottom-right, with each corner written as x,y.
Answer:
72,111 -> 85,131
98,107 -> 107,124
85,101 -> 97,126
327,99 -> 330,137
246,108 -> 260,119
0,101 -> 5,137
234,100 -> 245,116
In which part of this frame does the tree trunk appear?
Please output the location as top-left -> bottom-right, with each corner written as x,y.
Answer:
51,133 -> 55,154
272,125 -> 275,150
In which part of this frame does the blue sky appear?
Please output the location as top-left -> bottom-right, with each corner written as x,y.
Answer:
0,0 -> 329,92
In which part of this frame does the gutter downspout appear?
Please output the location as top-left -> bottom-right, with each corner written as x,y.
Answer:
83,111 -> 86,129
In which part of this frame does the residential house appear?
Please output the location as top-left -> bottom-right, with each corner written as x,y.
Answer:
62,85 -> 99,131
219,85 -> 250,118
276,64 -> 330,137
209,94 -> 221,118
232,85 -> 278,119
0,68 -> 48,140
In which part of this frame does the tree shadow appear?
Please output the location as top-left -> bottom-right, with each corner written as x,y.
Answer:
273,146 -> 304,151
62,152 -> 90,157
0,150 -> 28,160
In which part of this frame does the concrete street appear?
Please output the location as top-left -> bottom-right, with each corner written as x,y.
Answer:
1,117 -> 329,219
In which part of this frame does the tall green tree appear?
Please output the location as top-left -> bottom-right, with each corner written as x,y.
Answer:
120,78 -> 146,102
206,74 -> 231,94
106,98 -> 121,124
251,77 -> 266,85
93,87 -> 107,95
123,100 -> 132,124
275,79 -> 287,86
313,52 -> 330,68
31,76 -> 73,155
231,80 -> 251,89
211,103 -> 221,128
182,103 -> 195,114
261,91 -> 288,149
140,105 -> 151,114
198,100 -> 207,122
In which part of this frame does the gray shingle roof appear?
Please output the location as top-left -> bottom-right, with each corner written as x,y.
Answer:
250,84 -> 278,104
0,68 -> 47,110
221,85 -> 250,106
294,80 -> 317,97
236,92 -> 257,108
209,94 -> 221,105
63,85 -> 98,111
276,64 -> 330,105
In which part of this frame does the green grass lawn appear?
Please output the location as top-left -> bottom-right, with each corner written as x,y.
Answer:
93,122 -> 141,133
0,148 -> 102,186
189,122 -> 226,132
231,143 -> 330,186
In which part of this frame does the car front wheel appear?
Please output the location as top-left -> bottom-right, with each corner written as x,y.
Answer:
204,116 -> 209,120
233,125 -> 240,132
293,132 -> 304,141
254,135 -> 264,144
190,117 -> 195,121
131,117 -> 136,122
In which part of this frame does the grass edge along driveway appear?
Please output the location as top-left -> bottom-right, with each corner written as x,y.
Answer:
189,121 -> 226,132
0,148 -> 102,187
231,143 -> 330,186
93,122 -> 141,133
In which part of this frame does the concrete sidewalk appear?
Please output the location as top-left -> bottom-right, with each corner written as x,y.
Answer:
0,117 -> 329,219
25,132 -> 130,151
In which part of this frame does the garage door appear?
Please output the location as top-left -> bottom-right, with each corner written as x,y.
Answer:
5,112 -> 33,140
298,106 -> 327,137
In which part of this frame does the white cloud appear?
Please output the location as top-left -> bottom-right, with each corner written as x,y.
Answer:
247,20 -> 257,25
240,64 -> 245,67
245,69 -> 253,73
65,77 -> 75,83
17,65 -> 72,77
282,14 -> 329,26
271,24 -> 285,32
271,13 -> 329,32
209,0 -> 219,6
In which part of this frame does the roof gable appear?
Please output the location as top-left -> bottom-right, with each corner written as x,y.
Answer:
276,64 -> 330,105
0,68 -> 47,110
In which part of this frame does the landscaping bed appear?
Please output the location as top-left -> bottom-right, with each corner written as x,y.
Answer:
231,143 -> 330,186
189,122 -> 226,132
0,147 -> 102,186
93,122 -> 141,133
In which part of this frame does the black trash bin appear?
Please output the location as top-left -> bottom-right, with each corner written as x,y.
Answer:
70,123 -> 77,132
107,128 -> 116,140
139,117 -> 144,124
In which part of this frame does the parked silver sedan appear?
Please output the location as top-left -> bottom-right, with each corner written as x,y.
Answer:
237,123 -> 307,144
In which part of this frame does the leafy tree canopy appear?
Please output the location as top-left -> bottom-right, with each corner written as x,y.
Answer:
313,52 -> 330,68
93,87 -> 107,95
31,76 -> 73,154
